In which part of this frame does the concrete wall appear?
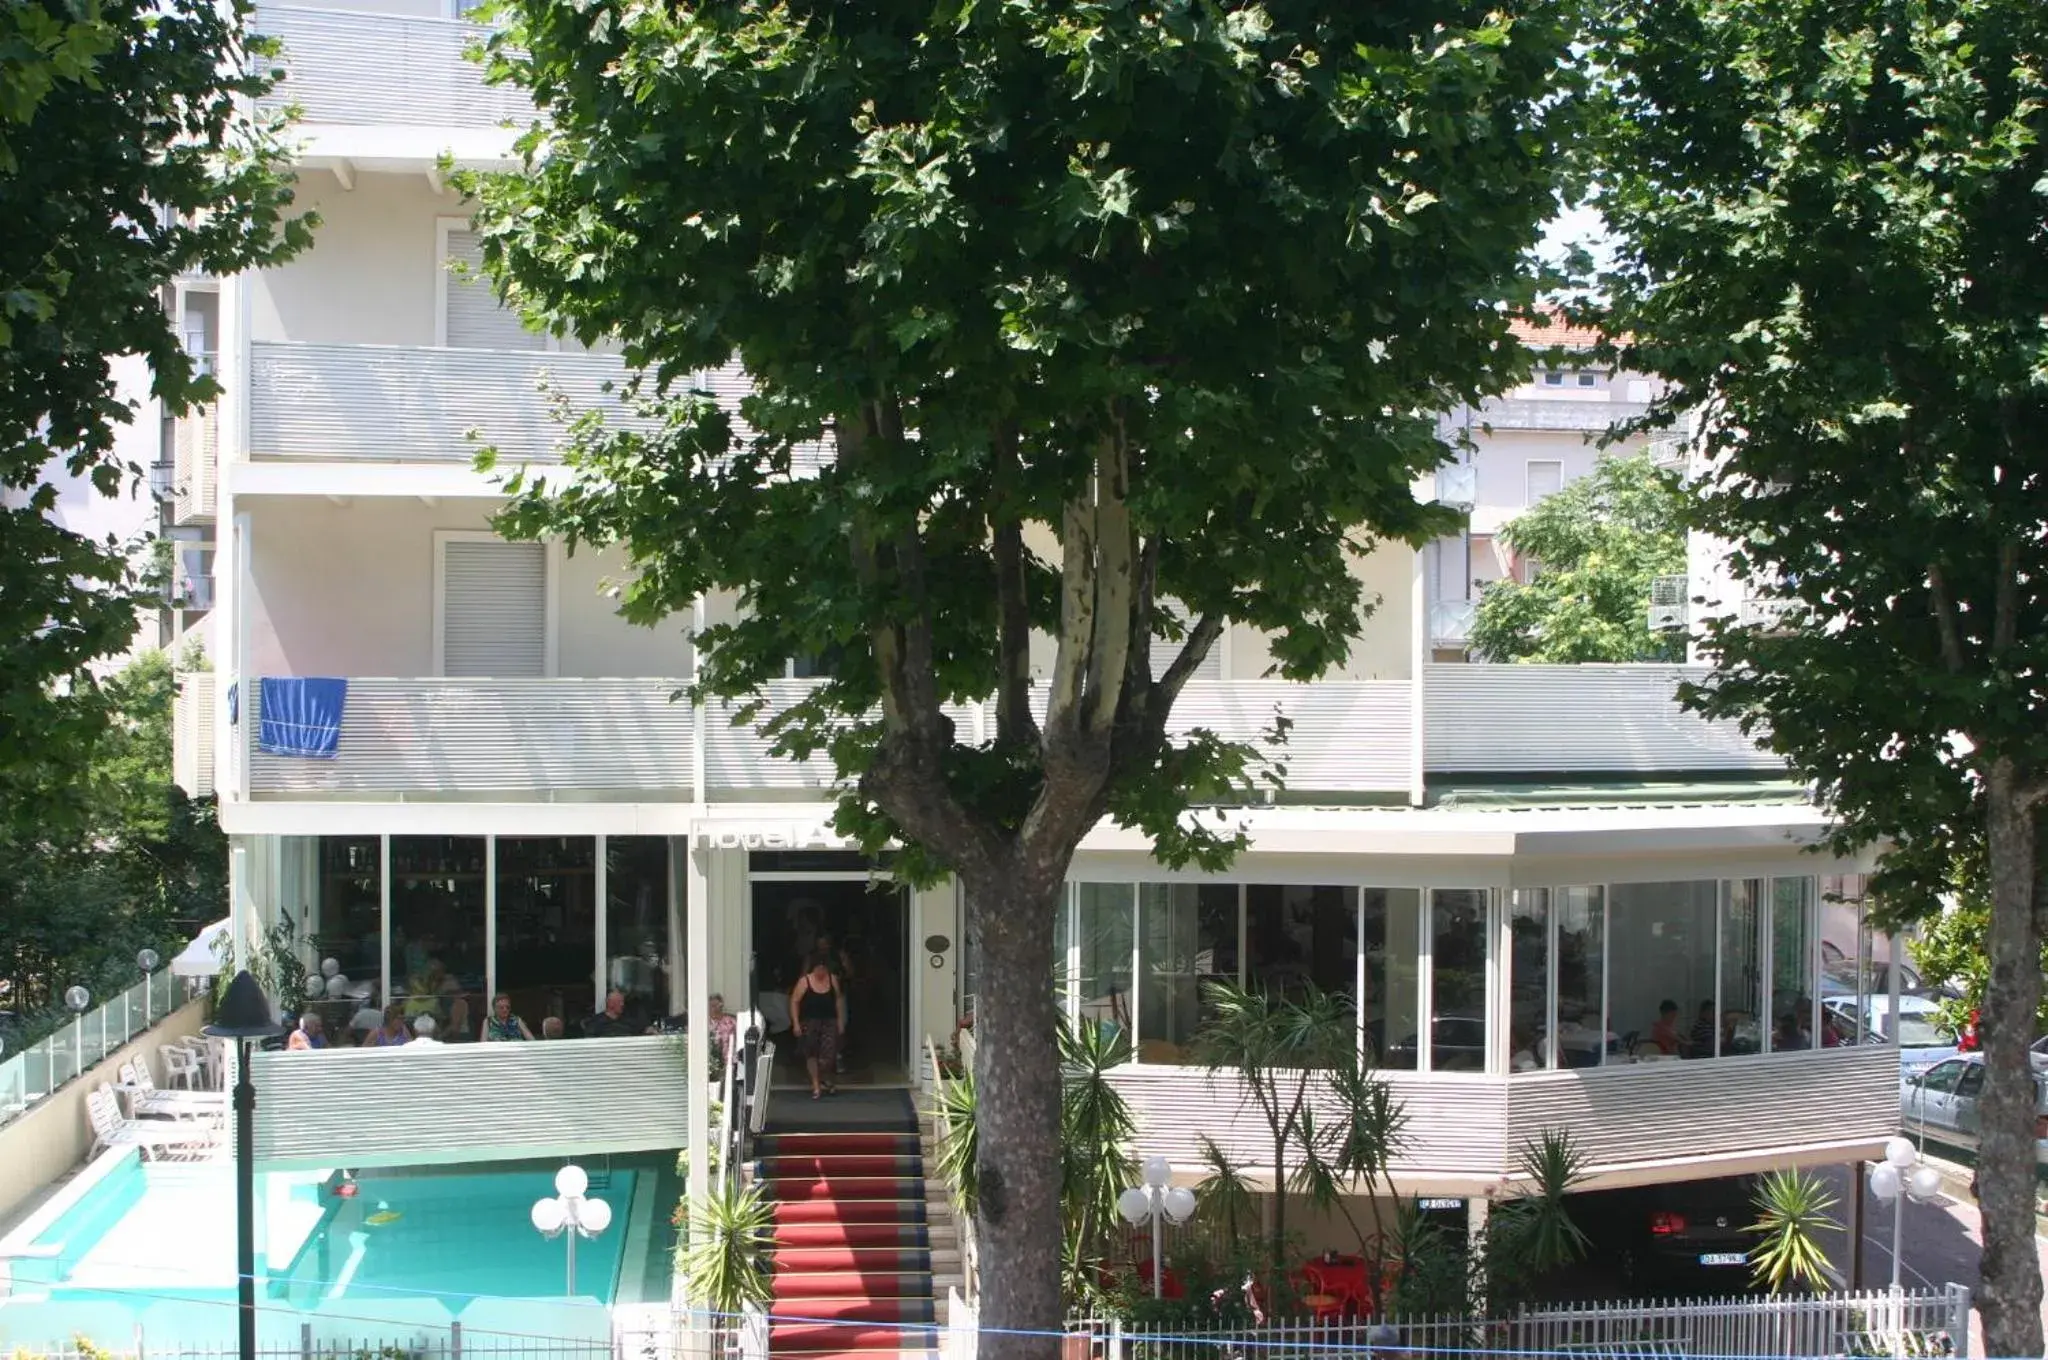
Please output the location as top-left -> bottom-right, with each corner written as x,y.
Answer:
254,170 -> 456,348
0,1001 -> 207,1227
243,496 -> 695,679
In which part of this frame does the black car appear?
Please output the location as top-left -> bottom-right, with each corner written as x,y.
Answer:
1574,1175 -> 1764,1294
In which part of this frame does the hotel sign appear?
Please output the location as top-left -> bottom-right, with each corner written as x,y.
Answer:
687,818 -> 852,851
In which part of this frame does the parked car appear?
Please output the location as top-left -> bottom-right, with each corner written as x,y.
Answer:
1821,993 -> 1959,1075
1899,1053 -> 2048,1164
1575,1175 -> 1765,1292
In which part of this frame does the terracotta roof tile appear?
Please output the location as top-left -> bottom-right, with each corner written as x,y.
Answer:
1508,310 -> 1607,350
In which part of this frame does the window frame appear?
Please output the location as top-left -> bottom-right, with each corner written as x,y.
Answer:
431,529 -> 561,678
1526,459 -> 1565,504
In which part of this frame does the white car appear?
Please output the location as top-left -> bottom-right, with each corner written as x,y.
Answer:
1899,1054 -> 2048,1165
1823,993 -> 1959,1075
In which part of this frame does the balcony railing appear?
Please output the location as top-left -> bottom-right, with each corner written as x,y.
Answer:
243,677 -> 1416,801
173,671 -> 216,799
254,5 -> 532,130
247,340 -> 650,464
1107,1044 -> 1894,1187
1423,662 -> 1779,774
1428,599 -> 1477,646
172,401 -> 217,523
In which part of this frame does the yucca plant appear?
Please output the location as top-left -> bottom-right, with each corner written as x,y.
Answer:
1747,1167 -> 1839,1292
1193,1135 -> 1257,1242
1058,1012 -> 1138,1266
675,1179 -> 774,1325
932,1063 -> 979,1216
1504,1128 -> 1590,1276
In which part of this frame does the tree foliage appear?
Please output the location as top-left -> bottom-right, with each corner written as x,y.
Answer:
469,2 -> 1582,1346
1468,452 -> 1686,663
0,0 -> 310,822
0,649 -> 227,1045
1593,0 -> 2048,1350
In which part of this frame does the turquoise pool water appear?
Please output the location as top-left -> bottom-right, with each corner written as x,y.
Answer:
5,1156 -> 652,1325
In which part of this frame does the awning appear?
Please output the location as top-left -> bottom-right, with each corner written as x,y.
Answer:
171,917 -> 231,978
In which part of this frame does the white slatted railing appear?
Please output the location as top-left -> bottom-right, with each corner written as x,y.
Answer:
254,6 -> 532,129
173,671 -> 217,799
1108,1045 -> 1892,1182
1424,662 -> 1779,773
250,1035 -> 690,1168
247,678 -> 695,796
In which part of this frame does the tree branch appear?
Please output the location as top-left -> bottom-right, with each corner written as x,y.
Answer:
1044,491 -> 1097,748
990,422 -> 1039,749
1081,423 -> 1134,737
1927,563 -> 1968,676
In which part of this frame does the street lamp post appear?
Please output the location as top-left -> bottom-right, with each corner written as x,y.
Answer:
205,970 -> 285,1360
63,985 -> 91,1079
138,949 -> 160,1029
1867,1134 -> 1943,1293
531,1164 -> 614,1296
1117,1156 -> 1196,1300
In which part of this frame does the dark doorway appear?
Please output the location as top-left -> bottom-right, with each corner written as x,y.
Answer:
750,876 -> 909,1086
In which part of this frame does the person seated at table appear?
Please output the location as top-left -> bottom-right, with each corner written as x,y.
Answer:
585,989 -> 638,1038
1648,999 -> 1684,1055
286,1013 -> 328,1051
707,993 -> 738,1062
540,1015 -> 565,1040
481,993 -> 536,1042
1687,999 -> 1716,1057
1509,1025 -> 1540,1072
1774,1009 -> 1810,1050
364,1004 -> 411,1047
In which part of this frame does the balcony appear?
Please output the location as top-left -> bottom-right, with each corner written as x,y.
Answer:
1423,663 -> 1779,775
1428,599 -> 1477,647
247,341 -> 649,464
254,5 -> 532,132
1473,397 -> 1652,434
1108,1044 -> 1894,1191
241,678 -> 1415,802
171,402 -> 217,523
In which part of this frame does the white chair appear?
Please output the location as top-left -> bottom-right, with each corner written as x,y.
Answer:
160,1043 -> 200,1089
86,1086 -> 217,1161
117,1060 -> 225,1118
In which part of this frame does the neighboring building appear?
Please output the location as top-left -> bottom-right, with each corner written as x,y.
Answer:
1425,316 -> 1666,660
181,0 -> 1902,1255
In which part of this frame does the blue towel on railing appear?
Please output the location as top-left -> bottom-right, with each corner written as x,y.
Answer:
257,678 -> 347,759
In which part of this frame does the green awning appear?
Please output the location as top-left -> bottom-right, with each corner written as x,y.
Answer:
1428,777 -> 1810,810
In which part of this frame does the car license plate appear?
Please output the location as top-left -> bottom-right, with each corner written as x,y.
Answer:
1699,1252 -> 1747,1267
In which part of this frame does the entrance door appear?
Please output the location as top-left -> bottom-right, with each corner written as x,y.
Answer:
750,876 -> 909,1085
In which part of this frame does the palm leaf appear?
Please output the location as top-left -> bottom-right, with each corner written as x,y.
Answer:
1748,1168 -> 1840,1292
676,1179 -> 774,1319
931,1065 -> 979,1218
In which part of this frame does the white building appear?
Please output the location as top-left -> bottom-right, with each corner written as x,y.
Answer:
173,0 -> 1902,1261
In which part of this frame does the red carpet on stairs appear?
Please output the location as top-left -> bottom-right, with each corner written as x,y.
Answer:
758,1128 -> 939,1357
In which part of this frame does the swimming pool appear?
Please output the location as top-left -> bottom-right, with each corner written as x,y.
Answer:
0,1152 -> 672,1350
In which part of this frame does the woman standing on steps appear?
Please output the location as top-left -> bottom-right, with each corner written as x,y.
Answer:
789,954 -> 846,1100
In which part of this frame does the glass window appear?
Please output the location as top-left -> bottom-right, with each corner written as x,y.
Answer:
1576,372 -> 1597,388
1138,883 -> 1239,1062
310,836 -> 381,1044
390,836 -> 487,1040
1956,1065 -> 1985,1100
1247,885 -> 1358,1007
1076,883 -> 1135,1040
495,837 -> 598,1037
1608,881 -> 1717,1060
1553,887 -> 1607,1067
1054,887 -> 1072,1010
1543,371 -> 1564,386
1769,877 -> 1816,1052
1920,1059 -> 1965,1094
1428,889 -> 1489,1072
1364,888 -> 1422,1071
606,836 -> 671,1027
1720,879 -> 1765,1056
1527,460 -> 1564,503
1508,890 -> 1549,1070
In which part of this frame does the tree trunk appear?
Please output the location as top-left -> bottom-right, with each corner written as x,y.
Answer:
1976,761 -> 2044,1360
967,868 -> 1065,1360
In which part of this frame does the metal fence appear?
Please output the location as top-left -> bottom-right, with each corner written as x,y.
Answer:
7,1324 -> 615,1360
1070,1284 -> 1971,1359
0,971 -> 183,1130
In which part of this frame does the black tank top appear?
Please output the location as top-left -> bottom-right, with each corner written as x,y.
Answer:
798,975 -> 837,1022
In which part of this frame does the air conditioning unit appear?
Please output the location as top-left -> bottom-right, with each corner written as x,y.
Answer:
1434,464 -> 1477,509
1740,596 -> 1804,632
1648,573 -> 1689,632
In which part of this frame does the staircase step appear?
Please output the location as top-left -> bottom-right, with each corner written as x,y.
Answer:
772,1222 -> 930,1249
758,1132 -> 921,1157
772,1272 -> 935,1301
769,1298 -> 936,1324
767,1177 -> 926,1203
770,1322 -> 940,1353
773,1199 -> 927,1226
759,1154 -> 926,1179
768,1351 -> 937,1360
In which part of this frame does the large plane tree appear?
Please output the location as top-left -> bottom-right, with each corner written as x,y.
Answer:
470,2 -> 1582,1348
1595,0 -> 2048,1352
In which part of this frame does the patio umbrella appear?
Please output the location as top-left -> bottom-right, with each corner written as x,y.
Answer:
170,918 -> 231,978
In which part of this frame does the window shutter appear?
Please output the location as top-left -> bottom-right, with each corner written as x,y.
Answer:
1149,598 -> 1223,680
442,540 -> 547,676
443,229 -> 546,352
1526,460 -> 1564,503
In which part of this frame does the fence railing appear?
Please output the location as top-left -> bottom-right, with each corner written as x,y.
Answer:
4,1322 -> 613,1360
1070,1284 -> 1973,1359
0,971 -> 182,1130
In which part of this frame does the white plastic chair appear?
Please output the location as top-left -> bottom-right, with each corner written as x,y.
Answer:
160,1043 -> 199,1089
117,1060 -> 225,1118
86,1086 -> 216,1160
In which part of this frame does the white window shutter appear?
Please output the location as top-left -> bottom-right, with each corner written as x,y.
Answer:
444,229 -> 546,352
442,540 -> 547,677
1150,597 -> 1223,680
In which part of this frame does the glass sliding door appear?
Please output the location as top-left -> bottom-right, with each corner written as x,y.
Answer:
605,836 -> 671,1027
1426,889 -> 1489,1071
1508,889 -> 1549,1069
1769,877 -> 1816,1051
1137,883 -> 1238,1062
495,837 -> 598,1037
1608,881 -> 1717,1059
1553,887 -> 1606,1066
312,836 -> 382,1043
390,835 -> 487,1038
1076,883 -> 1135,1041
1363,888 -> 1422,1070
